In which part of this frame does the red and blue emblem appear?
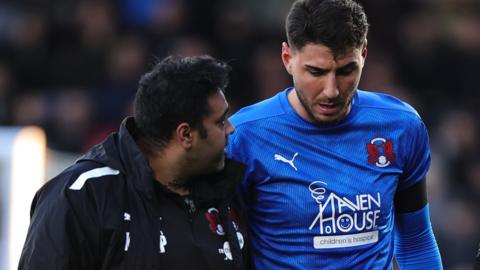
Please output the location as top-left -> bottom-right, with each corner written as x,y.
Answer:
366,137 -> 395,167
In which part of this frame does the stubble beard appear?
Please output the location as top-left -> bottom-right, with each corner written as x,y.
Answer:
170,151 -> 225,191
296,89 -> 354,125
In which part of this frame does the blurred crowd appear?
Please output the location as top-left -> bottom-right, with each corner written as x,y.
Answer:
0,0 -> 478,268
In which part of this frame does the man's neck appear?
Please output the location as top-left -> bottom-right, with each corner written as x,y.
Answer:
147,150 -> 191,196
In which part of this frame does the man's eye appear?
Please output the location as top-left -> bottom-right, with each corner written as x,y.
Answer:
309,70 -> 325,77
337,67 -> 355,76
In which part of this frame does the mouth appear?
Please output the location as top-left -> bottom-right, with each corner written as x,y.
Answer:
315,103 -> 343,115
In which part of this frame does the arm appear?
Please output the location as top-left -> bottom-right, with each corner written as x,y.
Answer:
18,178 -> 100,269
393,115 -> 442,269
394,179 -> 443,269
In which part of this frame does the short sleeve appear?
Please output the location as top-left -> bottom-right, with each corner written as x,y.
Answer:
399,118 -> 431,190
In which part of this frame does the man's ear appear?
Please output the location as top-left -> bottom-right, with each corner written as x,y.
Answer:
176,122 -> 194,150
281,42 -> 294,75
361,39 -> 368,63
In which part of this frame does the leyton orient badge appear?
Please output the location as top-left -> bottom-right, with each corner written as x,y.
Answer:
366,137 -> 395,168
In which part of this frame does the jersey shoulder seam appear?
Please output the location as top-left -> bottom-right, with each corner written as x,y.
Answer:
355,104 -> 421,117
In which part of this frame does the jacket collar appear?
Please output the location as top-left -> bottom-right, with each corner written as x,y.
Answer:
78,117 -> 157,199
78,117 -> 247,203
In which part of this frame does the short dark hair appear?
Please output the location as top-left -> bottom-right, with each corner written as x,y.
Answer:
286,0 -> 369,55
134,55 -> 230,152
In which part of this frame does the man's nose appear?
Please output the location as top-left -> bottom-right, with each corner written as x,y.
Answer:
323,73 -> 339,99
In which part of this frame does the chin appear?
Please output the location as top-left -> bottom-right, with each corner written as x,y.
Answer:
313,115 -> 343,125
314,109 -> 349,124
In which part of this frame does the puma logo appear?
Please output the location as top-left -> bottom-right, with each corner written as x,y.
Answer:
274,152 -> 299,171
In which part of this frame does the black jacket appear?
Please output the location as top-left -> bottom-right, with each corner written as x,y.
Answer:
19,118 -> 250,270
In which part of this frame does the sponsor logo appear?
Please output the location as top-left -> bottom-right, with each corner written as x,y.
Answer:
366,137 -> 395,168
308,181 -> 381,248
313,231 -> 378,249
274,152 -> 299,171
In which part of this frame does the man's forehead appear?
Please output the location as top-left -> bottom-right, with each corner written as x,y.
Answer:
296,43 -> 361,66
207,91 -> 229,115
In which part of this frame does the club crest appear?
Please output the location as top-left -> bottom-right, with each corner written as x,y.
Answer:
366,138 -> 395,168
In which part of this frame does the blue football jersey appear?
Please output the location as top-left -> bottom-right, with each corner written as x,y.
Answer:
226,88 -> 431,269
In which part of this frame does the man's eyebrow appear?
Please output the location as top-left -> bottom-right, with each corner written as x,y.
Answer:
337,62 -> 358,70
304,62 -> 358,71
304,64 -> 328,72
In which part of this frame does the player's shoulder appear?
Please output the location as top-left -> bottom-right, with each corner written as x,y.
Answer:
356,89 -> 422,120
40,161 -> 122,198
229,89 -> 289,128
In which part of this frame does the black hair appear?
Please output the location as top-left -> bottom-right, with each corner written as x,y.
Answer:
286,0 -> 369,55
134,55 -> 230,153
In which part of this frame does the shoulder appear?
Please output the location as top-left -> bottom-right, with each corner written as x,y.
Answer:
34,161 -> 124,211
356,90 -> 421,119
229,89 -> 290,128
44,161 -> 121,192
355,90 -> 425,129
66,162 -> 121,191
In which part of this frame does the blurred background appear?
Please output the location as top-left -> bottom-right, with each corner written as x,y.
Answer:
0,0 -> 478,269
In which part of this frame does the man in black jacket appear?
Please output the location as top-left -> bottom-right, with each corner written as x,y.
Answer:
19,55 -> 249,269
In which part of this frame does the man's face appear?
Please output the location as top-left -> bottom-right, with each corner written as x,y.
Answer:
191,90 -> 234,173
282,42 -> 367,124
